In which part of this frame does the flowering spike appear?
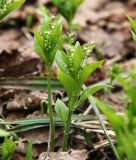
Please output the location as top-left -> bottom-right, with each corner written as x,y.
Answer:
0,0 -> 25,21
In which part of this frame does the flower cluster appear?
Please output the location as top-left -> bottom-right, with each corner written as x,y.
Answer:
34,15 -> 62,65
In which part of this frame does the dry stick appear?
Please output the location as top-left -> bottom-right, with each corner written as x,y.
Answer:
83,85 -> 120,160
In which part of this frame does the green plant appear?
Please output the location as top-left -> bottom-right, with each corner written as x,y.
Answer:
2,137 -> 17,160
94,18 -> 136,160
0,0 -> 25,21
52,0 -> 84,29
55,38 -> 105,151
26,139 -> 32,160
94,63 -> 136,160
34,15 -> 62,151
128,16 -> 136,42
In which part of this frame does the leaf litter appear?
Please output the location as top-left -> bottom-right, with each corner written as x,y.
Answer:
0,0 -> 136,159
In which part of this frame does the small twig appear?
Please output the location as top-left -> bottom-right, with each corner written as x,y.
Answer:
83,104 -> 92,115
86,129 -> 115,136
94,139 -> 116,150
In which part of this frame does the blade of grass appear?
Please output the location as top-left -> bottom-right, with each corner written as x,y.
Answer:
0,115 -> 97,125
0,77 -> 63,90
0,118 -> 93,134
91,97 -> 119,160
26,139 -> 32,160
83,84 -> 119,160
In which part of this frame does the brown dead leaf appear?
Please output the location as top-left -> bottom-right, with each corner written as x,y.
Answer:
6,90 -> 48,110
20,127 -> 62,145
38,149 -> 88,160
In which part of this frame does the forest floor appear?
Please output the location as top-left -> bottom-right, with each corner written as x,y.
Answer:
0,0 -> 136,159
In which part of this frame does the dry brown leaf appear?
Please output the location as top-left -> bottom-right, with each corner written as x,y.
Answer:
38,149 -> 88,160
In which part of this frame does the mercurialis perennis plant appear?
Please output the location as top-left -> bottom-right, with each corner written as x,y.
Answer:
55,36 -> 105,151
34,15 -> 62,151
0,0 -> 25,21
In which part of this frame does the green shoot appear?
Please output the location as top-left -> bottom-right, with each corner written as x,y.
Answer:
2,137 -> 17,160
55,39 -> 105,151
34,15 -> 62,151
26,139 -> 32,160
128,16 -> 136,42
52,0 -> 84,29
0,0 -> 25,21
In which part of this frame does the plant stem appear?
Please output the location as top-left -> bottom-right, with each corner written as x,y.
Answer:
62,96 -> 75,151
68,21 -> 72,32
62,109 -> 72,151
47,64 -> 55,152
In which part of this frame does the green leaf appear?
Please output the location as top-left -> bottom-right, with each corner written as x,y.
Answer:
78,84 -> 105,106
57,70 -> 75,98
0,77 -> 63,91
73,126 -> 92,148
2,137 -> 17,160
56,50 -> 69,74
131,30 -> 136,42
0,0 -> 25,21
128,16 -> 136,33
26,139 -> 32,160
0,115 -> 96,125
49,19 -> 63,64
34,29 -> 46,62
52,0 -> 84,22
55,99 -> 69,125
78,60 -> 104,88
72,42 -> 83,74
0,115 -> 96,133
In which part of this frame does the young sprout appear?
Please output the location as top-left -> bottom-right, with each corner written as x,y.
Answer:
0,0 -> 25,21
55,39 -> 105,151
128,16 -> 136,42
2,137 -> 17,160
26,139 -> 32,160
52,0 -> 84,29
34,15 -> 62,151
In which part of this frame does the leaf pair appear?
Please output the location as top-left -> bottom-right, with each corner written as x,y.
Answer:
34,15 -> 62,65
52,0 -> 84,23
0,0 -> 25,21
